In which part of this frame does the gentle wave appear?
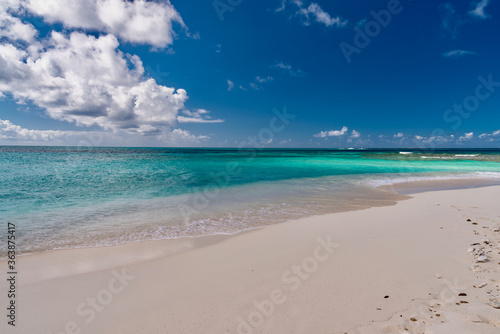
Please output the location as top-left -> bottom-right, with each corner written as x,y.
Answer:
420,154 -> 481,159
421,156 -> 456,159
2,180 -> 405,257
365,172 -> 500,187
2,147 -> 500,256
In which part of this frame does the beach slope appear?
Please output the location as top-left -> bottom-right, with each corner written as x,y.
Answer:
1,186 -> 500,333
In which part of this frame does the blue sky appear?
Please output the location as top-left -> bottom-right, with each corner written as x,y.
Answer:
0,0 -> 499,147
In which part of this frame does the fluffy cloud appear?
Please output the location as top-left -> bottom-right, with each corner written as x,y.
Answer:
314,126 -> 348,138
412,134 -> 456,145
0,118 -> 209,145
277,0 -> 347,28
169,128 -> 208,141
394,132 -> 404,138
459,132 -> 474,141
0,118 -> 67,141
479,129 -> 500,141
24,0 -> 186,47
350,130 -> 361,138
0,1 -> 37,42
442,50 -> 477,58
298,2 -> 346,27
0,32 -> 188,133
0,1 -> 220,145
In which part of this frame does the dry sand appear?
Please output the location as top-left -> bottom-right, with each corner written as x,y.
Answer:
1,185 -> 500,334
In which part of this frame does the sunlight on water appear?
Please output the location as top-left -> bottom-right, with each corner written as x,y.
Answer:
1,147 -> 500,256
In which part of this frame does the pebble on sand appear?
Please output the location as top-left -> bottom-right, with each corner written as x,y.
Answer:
475,255 -> 488,263
487,299 -> 500,309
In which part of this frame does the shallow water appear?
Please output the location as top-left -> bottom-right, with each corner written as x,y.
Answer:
1,147 -> 500,255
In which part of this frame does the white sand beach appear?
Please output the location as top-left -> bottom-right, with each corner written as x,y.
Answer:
1,185 -> 500,334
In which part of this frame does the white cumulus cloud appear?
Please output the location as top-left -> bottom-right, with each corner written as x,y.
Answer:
314,126 -> 348,138
0,32 -> 188,133
0,118 -> 210,146
0,0 -> 219,146
0,118 -> 67,141
0,1 -> 38,42
24,0 -> 187,47
459,132 -> 474,141
479,129 -> 500,141
350,130 -> 360,138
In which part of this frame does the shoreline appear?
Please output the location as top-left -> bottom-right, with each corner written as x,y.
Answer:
1,184 -> 499,333
4,176 -> 500,261
380,177 -> 500,195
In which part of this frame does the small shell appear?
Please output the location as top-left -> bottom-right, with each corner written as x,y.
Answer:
475,255 -> 488,263
487,299 -> 500,309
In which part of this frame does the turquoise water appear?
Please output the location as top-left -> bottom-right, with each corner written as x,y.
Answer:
1,146 -> 500,255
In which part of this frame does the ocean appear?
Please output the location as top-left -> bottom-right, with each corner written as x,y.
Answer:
1,146 -> 500,256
